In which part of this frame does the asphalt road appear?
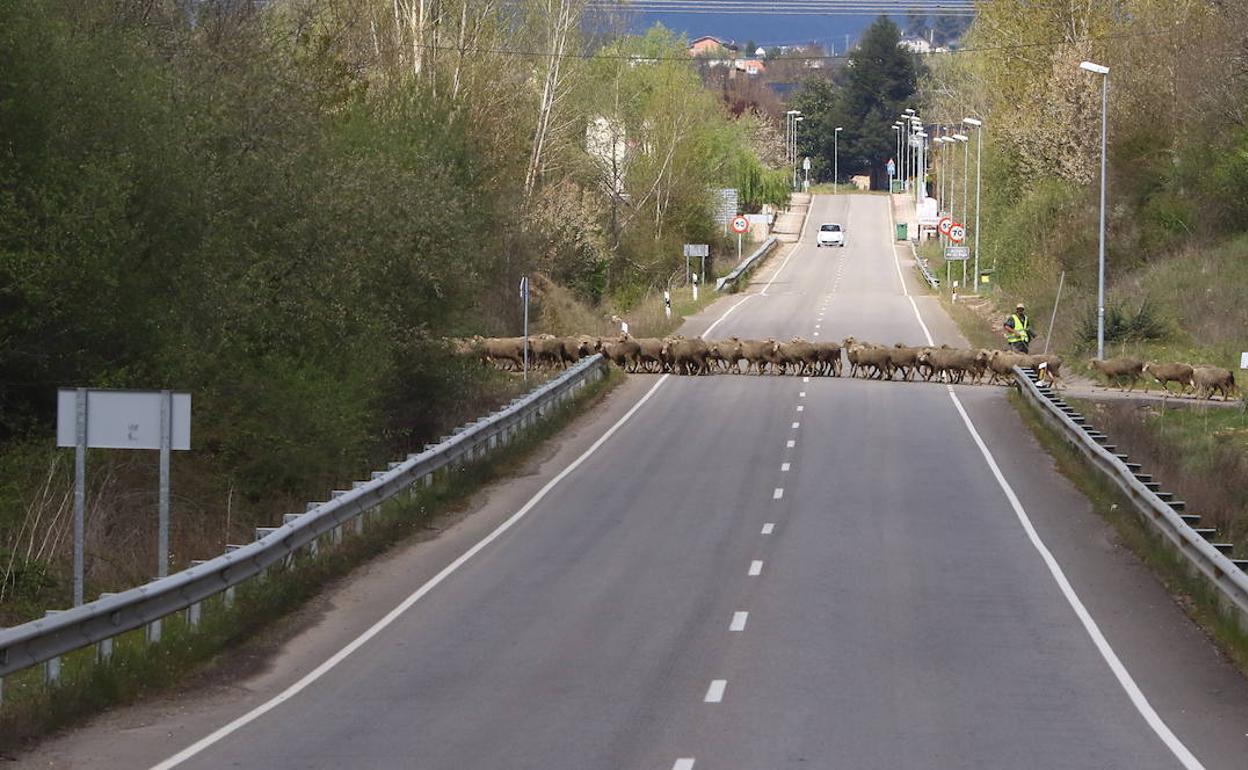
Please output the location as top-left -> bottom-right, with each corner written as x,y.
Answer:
24,195 -> 1248,769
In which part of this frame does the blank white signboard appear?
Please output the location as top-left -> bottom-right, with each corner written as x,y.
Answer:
56,390 -> 191,450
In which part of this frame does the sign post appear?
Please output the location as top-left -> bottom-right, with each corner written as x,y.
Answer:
730,216 -> 749,262
692,272 -> 699,302
57,389 -> 192,601
519,276 -> 530,382
948,223 -> 968,287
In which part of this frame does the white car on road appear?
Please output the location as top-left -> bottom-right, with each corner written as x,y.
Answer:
816,223 -> 845,247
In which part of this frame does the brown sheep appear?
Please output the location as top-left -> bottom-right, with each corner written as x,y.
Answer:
480,337 -> 528,370
740,338 -> 781,375
813,341 -> 843,376
917,346 -> 977,384
1089,357 -> 1144,391
1192,366 -> 1238,400
1143,361 -> 1195,395
779,338 -> 819,376
663,337 -> 712,375
709,337 -> 746,374
887,344 -> 922,381
596,336 -> 641,370
634,338 -> 666,373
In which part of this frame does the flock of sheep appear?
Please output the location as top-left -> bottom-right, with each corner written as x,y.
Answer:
457,334 -> 1063,386
1089,357 -> 1239,401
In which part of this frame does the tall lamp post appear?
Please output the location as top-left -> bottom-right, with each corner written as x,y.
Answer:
794,116 -> 804,190
834,126 -> 843,194
963,117 -> 983,290
953,132 -> 970,286
891,124 -> 901,191
1080,60 -> 1110,359
903,108 -> 916,189
915,130 -> 928,204
785,110 -> 800,191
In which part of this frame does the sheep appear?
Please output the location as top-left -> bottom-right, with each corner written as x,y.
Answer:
1089,357 -> 1144,391
1143,361 -> 1195,395
596,335 -> 641,370
1192,366 -> 1238,400
986,350 -> 1024,385
887,344 -> 922,381
813,341 -> 843,376
741,338 -> 781,375
917,346 -> 978,384
662,337 -> 711,376
479,336 -> 528,370
634,338 -> 666,373
708,337 -> 746,374
779,338 -> 820,376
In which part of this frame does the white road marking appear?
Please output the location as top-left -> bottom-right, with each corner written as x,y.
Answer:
796,405 -> 804,412
761,244 -> 802,296
791,421 -> 800,429
673,760 -> 696,770
773,487 -> 784,500
799,391 -> 806,397
781,462 -> 791,472
730,611 -> 749,631
761,523 -> 775,534
889,212 -> 1204,770
815,324 -> 821,329
148,284 -> 767,769
786,440 -> 796,448
704,680 -> 727,703
803,376 -> 810,383
813,331 -> 820,337
749,560 -> 764,576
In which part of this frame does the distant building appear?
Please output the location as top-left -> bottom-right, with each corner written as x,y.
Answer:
899,36 -> 949,54
735,59 -> 766,75
688,36 -> 738,58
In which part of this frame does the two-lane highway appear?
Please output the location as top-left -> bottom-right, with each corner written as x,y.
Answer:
28,194 -> 1248,769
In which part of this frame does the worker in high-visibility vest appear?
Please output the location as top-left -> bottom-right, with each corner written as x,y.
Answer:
1003,303 -> 1035,353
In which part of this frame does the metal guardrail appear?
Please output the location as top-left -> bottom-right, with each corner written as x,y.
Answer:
0,355 -> 608,683
915,253 -> 941,290
716,237 -> 779,292
1013,366 -> 1248,630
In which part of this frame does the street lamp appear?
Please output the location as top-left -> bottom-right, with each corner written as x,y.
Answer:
915,131 -> 928,204
953,133 -> 970,286
892,124 -> 901,191
793,116 -> 805,191
1080,60 -> 1110,359
963,117 -> 983,291
834,126 -> 843,194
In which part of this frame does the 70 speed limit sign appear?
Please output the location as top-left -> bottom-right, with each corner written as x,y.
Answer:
948,223 -> 967,244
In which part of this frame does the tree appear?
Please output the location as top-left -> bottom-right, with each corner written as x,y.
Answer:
794,16 -> 919,188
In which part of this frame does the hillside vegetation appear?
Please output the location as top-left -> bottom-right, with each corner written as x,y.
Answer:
0,0 -> 788,621
923,0 -> 1248,365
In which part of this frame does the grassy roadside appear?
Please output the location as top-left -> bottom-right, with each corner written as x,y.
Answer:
0,367 -> 623,756
1009,390 -> 1248,677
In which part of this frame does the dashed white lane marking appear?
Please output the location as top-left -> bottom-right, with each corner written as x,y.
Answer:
749,560 -> 764,576
781,462 -> 791,472
786,440 -> 796,448
889,208 -> 1204,770
791,421 -> 800,429
796,405 -> 804,412
815,324 -> 821,329
150,289 -> 769,769
772,488 -> 784,500
813,331 -> 820,337
803,376 -> 810,383
799,391 -> 806,397
705,680 -> 727,703
730,612 -> 749,631
761,523 -> 775,534
673,759 -> 696,770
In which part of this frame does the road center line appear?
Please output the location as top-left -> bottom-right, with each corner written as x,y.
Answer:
799,391 -> 806,397
672,760 -> 696,770
781,462 -> 791,472
730,611 -> 749,631
796,405 -> 804,412
786,440 -> 796,448
704,680 -> 727,703
149,279 -> 766,769
773,488 -> 784,500
749,560 -> 764,576
791,421 -> 800,429
761,523 -> 775,534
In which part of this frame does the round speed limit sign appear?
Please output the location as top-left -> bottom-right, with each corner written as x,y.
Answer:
937,217 -> 953,236
949,223 -> 966,244
730,215 -> 749,234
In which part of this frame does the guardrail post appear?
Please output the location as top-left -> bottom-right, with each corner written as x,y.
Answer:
147,618 -> 162,645
44,610 -> 65,684
96,592 -> 119,659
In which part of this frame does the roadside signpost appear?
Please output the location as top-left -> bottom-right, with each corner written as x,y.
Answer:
937,217 -> 953,238
519,276 -> 530,382
730,215 -> 749,261
943,246 -> 969,260
684,243 -> 709,288
57,389 -> 192,605
948,223 -> 966,244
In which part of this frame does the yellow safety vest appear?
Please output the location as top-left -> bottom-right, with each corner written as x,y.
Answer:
1006,313 -> 1031,343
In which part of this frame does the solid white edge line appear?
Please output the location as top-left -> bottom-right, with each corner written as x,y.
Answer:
151,294 -> 764,770
704,680 -> 727,703
730,611 -> 749,632
673,759 -> 696,770
748,560 -> 763,576
761,523 -> 775,534
888,204 -> 1203,769
944,391 -> 1203,770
